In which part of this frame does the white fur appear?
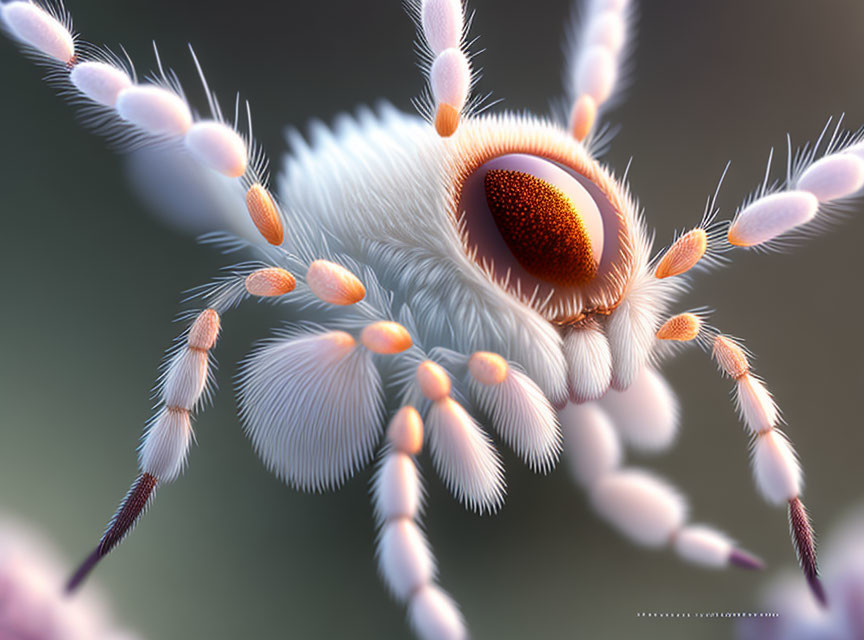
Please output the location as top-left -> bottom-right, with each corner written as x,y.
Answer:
470,368 -> 561,473
1,1 -> 74,62
591,469 -> 687,547
69,62 -> 131,107
674,525 -> 732,568
372,440 -> 464,639
606,275 -> 664,392
373,453 -> 421,523
161,348 -> 209,411
116,85 -> 193,137
559,402 -> 621,488
729,191 -> 819,246
796,153 -> 864,202
593,0 -> 630,10
563,322 -> 612,403
752,430 -> 801,505
585,11 -> 625,54
279,107 -> 585,404
237,331 -> 384,492
139,408 -> 192,483
566,0 -> 632,111
421,0 -> 463,55
845,142 -> 864,162
184,121 -> 248,178
600,368 -> 679,452
409,585 -> 467,640
425,397 -> 504,513
575,46 -> 616,104
378,519 -> 436,601
735,374 -> 778,434
430,48 -> 470,109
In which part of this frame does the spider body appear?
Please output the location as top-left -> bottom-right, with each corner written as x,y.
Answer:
1,0 -> 859,638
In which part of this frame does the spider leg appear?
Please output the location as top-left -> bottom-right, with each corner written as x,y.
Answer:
466,352 -> 561,474
380,349 -> 561,638
66,257 -> 372,590
562,318 -> 613,404
0,1 -> 285,246
726,123 -> 864,250
657,119 -> 864,264
414,360 -> 506,514
562,0 -> 636,141
560,401 -> 763,570
407,0 -> 474,137
597,366 -> 679,452
657,313 -> 826,604
66,306 -> 222,592
373,407 -> 467,640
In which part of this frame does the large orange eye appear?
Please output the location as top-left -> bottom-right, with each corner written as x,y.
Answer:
458,153 -> 620,295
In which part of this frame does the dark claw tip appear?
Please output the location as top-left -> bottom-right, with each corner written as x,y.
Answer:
729,549 -> 765,571
807,574 -> 828,608
65,547 -> 102,595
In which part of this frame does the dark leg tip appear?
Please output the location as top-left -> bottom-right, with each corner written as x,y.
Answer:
65,547 -> 102,594
729,548 -> 765,571
807,574 -> 828,608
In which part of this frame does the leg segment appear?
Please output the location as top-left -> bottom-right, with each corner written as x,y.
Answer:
598,366 -> 678,452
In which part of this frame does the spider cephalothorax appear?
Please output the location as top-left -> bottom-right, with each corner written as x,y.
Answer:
448,115 -> 642,325
4,0 -> 860,638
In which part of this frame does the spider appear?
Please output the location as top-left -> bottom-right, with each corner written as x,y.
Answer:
1,0 -> 860,638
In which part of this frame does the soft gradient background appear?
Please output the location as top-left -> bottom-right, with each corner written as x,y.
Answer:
1,1 -> 863,638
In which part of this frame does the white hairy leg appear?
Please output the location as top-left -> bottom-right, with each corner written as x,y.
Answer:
652,121 -> 864,282
560,401 -> 762,570
598,367 -> 679,452
410,0 -> 473,137
0,0 -> 285,247
416,361 -> 505,514
563,318 -> 613,403
467,351 -> 561,473
564,0 -> 635,140
657,313 -> 825,603
65,257 -> 381,590
374,408 -> 467,640
727,122 -> 864,249
65,307 -> 221,591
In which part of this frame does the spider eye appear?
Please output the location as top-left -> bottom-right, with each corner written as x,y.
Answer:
459,153 -> 618,291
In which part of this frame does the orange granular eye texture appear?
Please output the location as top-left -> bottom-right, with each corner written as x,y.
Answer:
484,169 -> 598,287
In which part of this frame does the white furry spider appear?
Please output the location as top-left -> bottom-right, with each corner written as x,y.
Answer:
2,0 -> 860,637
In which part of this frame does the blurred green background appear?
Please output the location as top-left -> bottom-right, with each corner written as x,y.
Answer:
1,0 -> 863,638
